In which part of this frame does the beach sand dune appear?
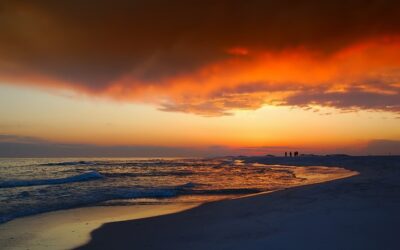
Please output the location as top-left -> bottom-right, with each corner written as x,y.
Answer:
77,156 -> 400,250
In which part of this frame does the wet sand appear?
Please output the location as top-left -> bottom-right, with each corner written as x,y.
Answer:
76,156 -> 400,250
0,203 -> 198,250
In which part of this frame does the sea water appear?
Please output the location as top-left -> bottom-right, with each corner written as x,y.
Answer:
0,157 -> 353,223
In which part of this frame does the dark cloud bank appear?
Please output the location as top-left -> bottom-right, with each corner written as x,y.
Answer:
0,135 -> 398,157
0,135 -> 226,157
1,0 -> 400,115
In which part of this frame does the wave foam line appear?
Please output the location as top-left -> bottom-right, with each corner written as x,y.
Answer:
0,171 -> 104,188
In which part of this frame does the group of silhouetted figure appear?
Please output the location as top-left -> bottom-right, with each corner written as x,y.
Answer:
285,151 -> 299,157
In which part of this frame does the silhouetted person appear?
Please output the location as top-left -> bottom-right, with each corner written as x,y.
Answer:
294,151 -> 298,157
290,152 -> 292,157
285,152 -> 287,157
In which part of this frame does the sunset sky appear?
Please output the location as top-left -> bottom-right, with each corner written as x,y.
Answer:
0,0 -> 399,156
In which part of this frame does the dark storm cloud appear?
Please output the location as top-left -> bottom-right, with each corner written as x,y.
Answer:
1,0 -> 400,114
1,0 -> 400,83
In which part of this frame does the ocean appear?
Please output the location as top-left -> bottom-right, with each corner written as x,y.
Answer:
0,157 -> 352,224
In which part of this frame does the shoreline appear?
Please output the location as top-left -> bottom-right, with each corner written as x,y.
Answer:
76,156 -> 400,250
0,158 -> 356,250
0,203 -> 199,250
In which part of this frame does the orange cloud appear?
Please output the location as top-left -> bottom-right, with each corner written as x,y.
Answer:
1,1 -> 400,116
94,37 -> 400,115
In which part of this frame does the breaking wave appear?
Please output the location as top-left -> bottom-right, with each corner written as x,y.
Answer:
0,171 -> 104,188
